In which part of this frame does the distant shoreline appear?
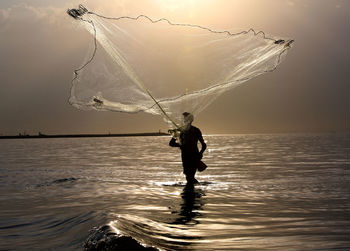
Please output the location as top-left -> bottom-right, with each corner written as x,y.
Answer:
0,132 -> 170,139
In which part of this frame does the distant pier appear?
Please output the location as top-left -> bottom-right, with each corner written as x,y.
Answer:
0,132 -> 169,139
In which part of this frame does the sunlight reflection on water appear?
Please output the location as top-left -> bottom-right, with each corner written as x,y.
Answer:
0,134 -> 350,250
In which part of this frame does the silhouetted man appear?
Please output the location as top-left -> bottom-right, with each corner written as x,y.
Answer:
169,112 -> 206,184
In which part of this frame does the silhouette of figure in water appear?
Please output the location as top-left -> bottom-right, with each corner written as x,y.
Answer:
169,112 -> 207,184
172,184 -> 205,225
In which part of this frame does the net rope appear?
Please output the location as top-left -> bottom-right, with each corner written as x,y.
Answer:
67,5 -> 294,130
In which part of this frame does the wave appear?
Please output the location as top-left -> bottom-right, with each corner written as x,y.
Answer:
84,184 -> 205,250
88,184 -> 206,251
84,224 -> 158,251
1,211 -> 102,250
154,181 -> 213,187
35,177 -> 78,187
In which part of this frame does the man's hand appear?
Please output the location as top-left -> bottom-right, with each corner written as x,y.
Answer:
169,137 -> 180,147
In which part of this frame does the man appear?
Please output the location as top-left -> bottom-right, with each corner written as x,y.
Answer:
169,112 -> 207,184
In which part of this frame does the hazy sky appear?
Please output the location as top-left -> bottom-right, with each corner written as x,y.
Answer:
0,0 -> 349,135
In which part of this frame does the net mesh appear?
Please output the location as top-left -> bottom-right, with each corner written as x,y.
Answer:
68,5 -> 294,129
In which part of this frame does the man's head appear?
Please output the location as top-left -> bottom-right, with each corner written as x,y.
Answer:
183,112 -> 194,126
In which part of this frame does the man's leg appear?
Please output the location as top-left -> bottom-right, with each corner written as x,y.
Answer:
185,165 -> 198,184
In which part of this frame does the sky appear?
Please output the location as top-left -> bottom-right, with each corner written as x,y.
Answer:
0,0 -> 349,135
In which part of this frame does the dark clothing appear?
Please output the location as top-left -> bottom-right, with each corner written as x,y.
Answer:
169,126 -> 206,183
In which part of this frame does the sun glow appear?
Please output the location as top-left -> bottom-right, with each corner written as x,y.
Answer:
157,0 -> 196,12
156,0 -> 212,17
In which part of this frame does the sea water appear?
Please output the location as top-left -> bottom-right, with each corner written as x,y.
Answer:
0,134 -> 350,250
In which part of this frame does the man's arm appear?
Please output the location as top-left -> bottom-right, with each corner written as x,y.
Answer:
169,137 -> 180,147
198,131 -> 207,158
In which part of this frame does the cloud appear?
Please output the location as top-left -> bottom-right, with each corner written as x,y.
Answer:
1,0 -> 349,134
286,0 -> 295,7
0,3 -> 70,33
0,2 -> 93,133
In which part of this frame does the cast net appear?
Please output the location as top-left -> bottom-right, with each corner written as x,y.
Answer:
67,5 -> 293,130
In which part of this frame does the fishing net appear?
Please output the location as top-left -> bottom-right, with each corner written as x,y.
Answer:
67,5 -> 293,130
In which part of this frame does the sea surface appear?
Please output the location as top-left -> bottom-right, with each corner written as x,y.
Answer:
0,134 -> 350,250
